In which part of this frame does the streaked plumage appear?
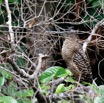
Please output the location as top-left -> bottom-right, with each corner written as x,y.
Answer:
61,30 -> 92,83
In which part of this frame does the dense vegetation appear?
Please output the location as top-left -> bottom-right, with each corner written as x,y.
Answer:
0,0 -> 104,103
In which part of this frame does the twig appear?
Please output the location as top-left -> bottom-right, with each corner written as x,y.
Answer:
33,84 -> 95,103
83,19 -> 104,52
46,86 -> 95,102
6,53 -> 48,79
48,77 -> 65,94
5,0 -> 15,50
30,53 -> 49,79
33,85 -> 48,103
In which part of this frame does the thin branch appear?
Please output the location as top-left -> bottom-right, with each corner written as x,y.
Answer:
5,0 -> 15,50
29,53 -> 48,79
49,77 -> 65,94
83,19 -> 104,52
6,53 -> 48,79
33,86 -> 48,103
46,86 -> 95,102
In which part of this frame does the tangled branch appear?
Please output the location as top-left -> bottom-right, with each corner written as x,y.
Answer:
83,19 -> 104,52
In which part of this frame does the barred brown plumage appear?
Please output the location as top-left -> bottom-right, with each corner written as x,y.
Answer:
61,30 -> 93,83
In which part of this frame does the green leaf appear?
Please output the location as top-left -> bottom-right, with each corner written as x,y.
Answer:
39,84 -> 50,95
65,77 -> 75,83
91,0 -> 100,7
0,68 -> 13,80
2,82 -> 17,96
94,96 -> 104,103
67,84 -> 75,90
0,77 -> 5,86
40,73 -> 55,83
0,0 -> 2,3
39,66 -> 66,83
16,57 -> 26,67
55,84 -> 66,94
94,85 -> 104,103
55,67 -> 67,77
9,0 -> 15,3
18,99 -> 31,103
0,96 -> 17,103
98,85 -> 104,95
66,69 -> 73,76
15,89 -> 34,98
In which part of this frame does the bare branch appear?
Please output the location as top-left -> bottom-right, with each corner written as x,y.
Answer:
30,53 -> 49,79
5,0 -> 15,50
7,53 -> 48,79
83,19 -> 104,52
49,77 -> 65,94
46,86 -> 95,102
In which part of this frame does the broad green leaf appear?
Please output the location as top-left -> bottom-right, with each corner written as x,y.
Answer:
0,77 -> 5,86
39,66 -> 59,83
55,67 -> 67,77
15,89 -> 34,98
55,84 -> 66,94
66,69 -> 73,76
39,66 -> 66,83
0,68 -> 13,80
40,73 -> 55,83
0,96 -> 17,103
65,77 -> 75,83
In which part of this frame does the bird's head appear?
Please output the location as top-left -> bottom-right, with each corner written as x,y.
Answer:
63,27 -> 79,40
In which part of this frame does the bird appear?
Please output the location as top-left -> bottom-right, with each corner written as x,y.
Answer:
61,30 -> 93,83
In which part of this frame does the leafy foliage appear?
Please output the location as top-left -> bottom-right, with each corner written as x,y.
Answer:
39,66 -> 69,83
0,77 -> 5,86
0,96 -> 17,103
55,84 -> 66,94
0,68 -> 13,80
94,85 -> 104,103
0,0 -> 104,103
15,89 -> 34,98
